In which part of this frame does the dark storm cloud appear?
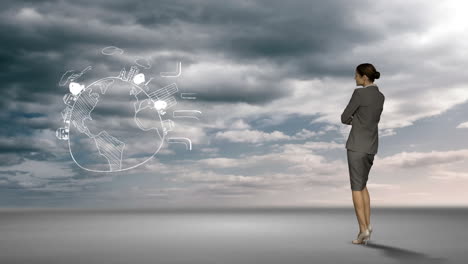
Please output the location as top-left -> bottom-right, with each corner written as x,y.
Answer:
0,134 -> 58,166
0,0 -> 435,116
0,137 -> 42,152
0,154 -> 25,167
0,0 -> 358,162
183,78 -> 289,104
0,0 -> 432,145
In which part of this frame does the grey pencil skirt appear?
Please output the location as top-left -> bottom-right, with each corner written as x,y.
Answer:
347,149 -> 375,191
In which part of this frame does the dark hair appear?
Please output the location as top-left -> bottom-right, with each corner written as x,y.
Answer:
356,63 -> 380,82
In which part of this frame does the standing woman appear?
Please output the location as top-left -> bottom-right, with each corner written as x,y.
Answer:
341,63 -> 385,245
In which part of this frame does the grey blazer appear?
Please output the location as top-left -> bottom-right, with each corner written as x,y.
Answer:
341,84 -> 385,154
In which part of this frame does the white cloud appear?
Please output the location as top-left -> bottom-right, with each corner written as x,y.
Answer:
16,8 -> 44,22
456,121 -> 468,129
214,128 -> 326,144
1,159 -> 74,179
229,119 -> 251,130
377,149 -> 468,169
215,129 -> 290,143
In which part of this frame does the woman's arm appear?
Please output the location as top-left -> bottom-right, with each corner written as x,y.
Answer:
341,89 -> 360,125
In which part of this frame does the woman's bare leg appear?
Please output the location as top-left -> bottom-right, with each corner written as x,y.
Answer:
362,186 -> 370,227
352,190 -> 367,232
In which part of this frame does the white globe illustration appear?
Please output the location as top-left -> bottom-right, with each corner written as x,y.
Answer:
67,76 -> 167,172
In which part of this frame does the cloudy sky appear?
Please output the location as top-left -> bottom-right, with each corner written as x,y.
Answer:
1,0 -> 468,208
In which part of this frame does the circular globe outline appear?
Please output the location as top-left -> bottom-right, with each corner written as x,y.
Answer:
67,76 -> 166,173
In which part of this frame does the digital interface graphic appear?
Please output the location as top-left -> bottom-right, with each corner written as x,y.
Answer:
56,46 -> 202,172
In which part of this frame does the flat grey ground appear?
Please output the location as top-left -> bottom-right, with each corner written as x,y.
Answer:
0,207 -> 465,264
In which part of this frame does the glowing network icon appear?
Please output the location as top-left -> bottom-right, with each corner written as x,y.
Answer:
56,46 -> 202,172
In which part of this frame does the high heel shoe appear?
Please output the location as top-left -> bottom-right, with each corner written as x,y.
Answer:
367,224 -> 373,240
352,229 -> 370,245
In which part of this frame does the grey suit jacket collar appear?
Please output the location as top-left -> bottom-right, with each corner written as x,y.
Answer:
363,84 -> 378,88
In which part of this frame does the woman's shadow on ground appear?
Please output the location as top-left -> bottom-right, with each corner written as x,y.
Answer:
364,242 -> 448,264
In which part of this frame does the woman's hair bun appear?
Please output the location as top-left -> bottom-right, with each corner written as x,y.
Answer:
356,63 -> 380,80
374,71 -> 380,79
